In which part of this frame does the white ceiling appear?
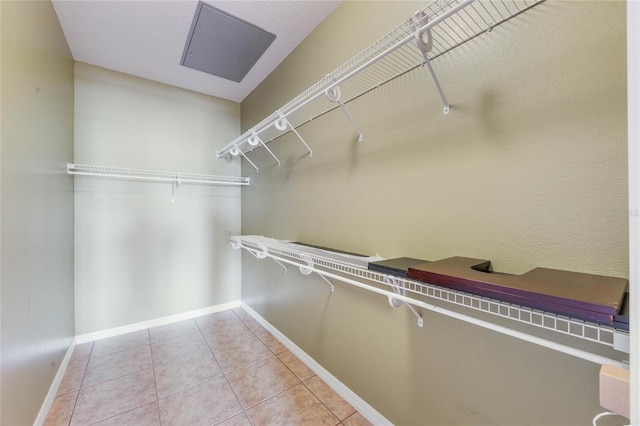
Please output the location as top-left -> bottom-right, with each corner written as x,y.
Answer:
52,0 -> 341,103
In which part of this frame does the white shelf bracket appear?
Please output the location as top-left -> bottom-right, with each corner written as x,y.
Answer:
230,145 -> 259,172
299,254 -> 314,276
298,254 -> 333,291
248,131 -> 281,166
274,112 -> 313,157
413,11 -> 450,115
171,173 -> 182,203
270,257 -> 288,272
317,274 -> 336,293
385,276 -> 423,327
325,85 -> 363,142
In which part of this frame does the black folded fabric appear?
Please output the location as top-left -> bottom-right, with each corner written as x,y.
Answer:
368,257 -> 429,278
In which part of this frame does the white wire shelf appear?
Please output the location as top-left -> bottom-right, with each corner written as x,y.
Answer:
231,235 -> 630,367
67,163 -> 250,186
217,0 -> 545,171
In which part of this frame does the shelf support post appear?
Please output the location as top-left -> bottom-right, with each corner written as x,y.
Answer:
413,11 -> 450,115
274,112 -> 313,157
325,85 -> 363,142
230,145 -> 259,172
385,276 -> 423,327
248,131 -> 281,166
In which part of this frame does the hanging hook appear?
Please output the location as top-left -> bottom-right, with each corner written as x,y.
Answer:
274,111 -> 313,157
325,85 -> 363,142
171,173 -> 182,203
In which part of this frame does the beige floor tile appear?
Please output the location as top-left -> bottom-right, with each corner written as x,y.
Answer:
92,330 -> 150,358
154,349 -> 222,398
83,346 -> 152,387
212,335 -> 273,373
195,310 -> 241,331
246,383 -> 340,426
214,412 -> 252,426
342,412 -> 373,426
57,355 -> 89,396
71,369 -> 156,426
240,316 -> 265,334
149,319 -> 199,343
91,402 -> 159,426
226,356 -> 300,408
72,342 -> 94,360
201,320 -> 254,349
231,307 -> 252,322
277,350 -> 315,381
158,377 -> 242,426
255,330 -> 287,354
151,331 -> 208,366
304,376 -> 355,421
44,390 -> 78,426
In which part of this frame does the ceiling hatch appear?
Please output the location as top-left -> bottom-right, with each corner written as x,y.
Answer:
181,2 -> 276,83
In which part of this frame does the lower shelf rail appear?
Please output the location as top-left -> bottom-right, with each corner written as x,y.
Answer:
231,235 -> 629,368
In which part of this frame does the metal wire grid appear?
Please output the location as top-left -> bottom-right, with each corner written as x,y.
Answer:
67,163 -> 250,186
218,0 -> 544,159
235,236 -> 625,349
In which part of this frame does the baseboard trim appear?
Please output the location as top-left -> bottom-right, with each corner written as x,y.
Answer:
75,300 -> 241,344
33,339 -> 76,426
240,302 -> 393,426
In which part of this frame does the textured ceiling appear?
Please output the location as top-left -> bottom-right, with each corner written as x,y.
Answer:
52,1 -> 341,103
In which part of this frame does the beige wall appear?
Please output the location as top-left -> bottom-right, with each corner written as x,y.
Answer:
0,1 -> 75,424
240,1 -> 628,425
74,63 -> 242,335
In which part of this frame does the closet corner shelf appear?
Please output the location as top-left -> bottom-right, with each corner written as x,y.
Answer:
231,235 -> 629,368
67,163 -> 249,187
216,0 -> 545,172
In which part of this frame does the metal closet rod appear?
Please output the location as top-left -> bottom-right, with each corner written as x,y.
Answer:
66,163 -> 250,186
233,240 -> 627,369
216,0 -> 477,159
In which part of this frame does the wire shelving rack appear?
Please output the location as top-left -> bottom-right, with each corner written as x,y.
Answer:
231,235 -> 629,368
67,163 -> 249,186
216,0 -> 545,171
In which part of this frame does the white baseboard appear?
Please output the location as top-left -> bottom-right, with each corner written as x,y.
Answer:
75,300 -> 241,344
33,339 -> 76,426
240,302 -> 393,426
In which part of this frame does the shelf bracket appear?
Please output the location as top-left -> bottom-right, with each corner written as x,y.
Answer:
298,254 -> 334,292
385,276 -> 423,327
317,274 -> 336,293
248,131 -> 281,166
230,145 -> 259,172
413,12 -> 450,115
274,112 -> 313,157
270,257 -> 288,272
325,85 -> 363,142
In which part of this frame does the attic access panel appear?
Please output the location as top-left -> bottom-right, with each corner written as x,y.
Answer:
181,2 -> 276,83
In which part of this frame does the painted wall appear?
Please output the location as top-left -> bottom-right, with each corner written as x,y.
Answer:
74,63 -> 242,335
0,1 -> 75,424
240,1 -> 628,425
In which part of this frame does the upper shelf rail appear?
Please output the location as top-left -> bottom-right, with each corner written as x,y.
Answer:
231,235 -> 629,367
67,163 -> 249,186
217,0 -> 545,170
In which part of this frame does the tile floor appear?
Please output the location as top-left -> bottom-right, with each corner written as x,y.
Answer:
44,307 -> 373,426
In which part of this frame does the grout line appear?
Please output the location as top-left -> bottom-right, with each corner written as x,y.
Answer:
301,376 -> 354,422
147,328 -> 162,425
67,344 -> 93,425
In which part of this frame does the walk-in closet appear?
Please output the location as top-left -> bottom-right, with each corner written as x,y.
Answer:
1,1 -> 637,425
